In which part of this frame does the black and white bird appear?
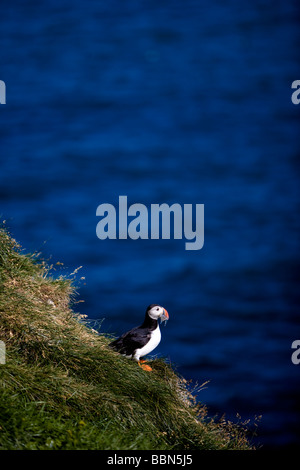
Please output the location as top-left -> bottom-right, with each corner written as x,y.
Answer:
109,304 -> 169,371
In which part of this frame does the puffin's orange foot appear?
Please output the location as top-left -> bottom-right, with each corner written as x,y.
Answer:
138,360 -> 152,372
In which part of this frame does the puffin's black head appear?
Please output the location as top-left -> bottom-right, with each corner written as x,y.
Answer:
146,304 -> 169,324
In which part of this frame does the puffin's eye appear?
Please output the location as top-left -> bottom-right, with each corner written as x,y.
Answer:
156,307 -> 159,311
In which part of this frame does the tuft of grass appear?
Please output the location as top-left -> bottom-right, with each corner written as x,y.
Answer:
0,225 -> 255,450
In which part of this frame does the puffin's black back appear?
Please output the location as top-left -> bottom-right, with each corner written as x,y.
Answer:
108,304 -> 160,355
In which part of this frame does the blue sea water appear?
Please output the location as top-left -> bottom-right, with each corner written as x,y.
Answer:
1,0 -> 300,449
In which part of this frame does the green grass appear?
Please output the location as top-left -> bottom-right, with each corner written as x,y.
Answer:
0,225 -> 255,450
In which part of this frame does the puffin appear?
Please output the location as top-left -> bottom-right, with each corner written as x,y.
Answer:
109,304 -> 169,371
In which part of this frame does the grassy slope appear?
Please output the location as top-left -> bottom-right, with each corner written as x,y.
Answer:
0,227 -> 254,450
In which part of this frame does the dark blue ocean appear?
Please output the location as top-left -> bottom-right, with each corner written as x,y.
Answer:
1,0 -> 299,449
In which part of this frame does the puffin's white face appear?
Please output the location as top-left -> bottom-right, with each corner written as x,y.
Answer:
148,305 -> 169,322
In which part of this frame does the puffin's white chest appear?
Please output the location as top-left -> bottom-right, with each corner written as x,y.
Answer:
134,325 -> 161,360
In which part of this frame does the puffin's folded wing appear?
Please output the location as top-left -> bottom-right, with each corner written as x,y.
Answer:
109,327 -> 151,356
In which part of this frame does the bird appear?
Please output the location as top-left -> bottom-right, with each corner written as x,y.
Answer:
109,304 -> 169,371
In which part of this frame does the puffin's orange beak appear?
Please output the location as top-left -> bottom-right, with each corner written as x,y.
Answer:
160,308 -> 169,325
